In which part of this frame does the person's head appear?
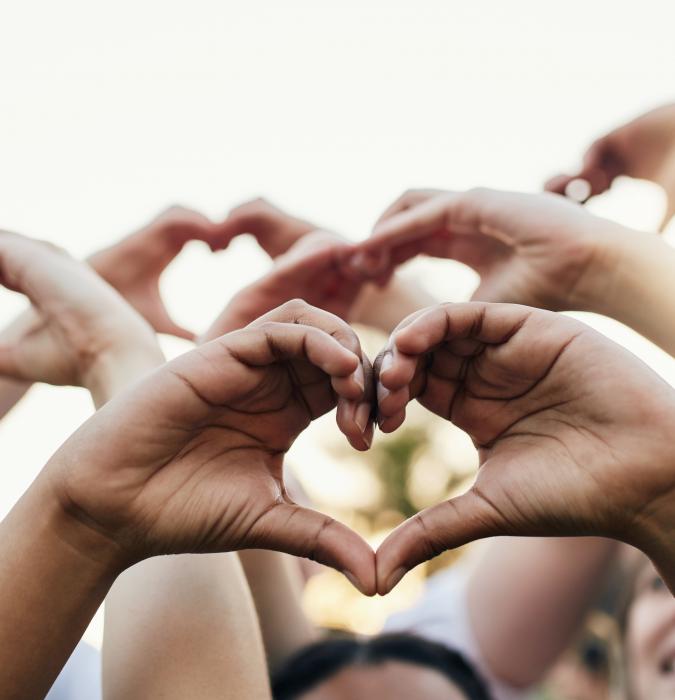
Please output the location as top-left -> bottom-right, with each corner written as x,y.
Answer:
622,555 -> 675,699
271,632 -> 492,700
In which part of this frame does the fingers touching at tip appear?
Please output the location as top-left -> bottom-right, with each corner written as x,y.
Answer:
246,300 -> 377,450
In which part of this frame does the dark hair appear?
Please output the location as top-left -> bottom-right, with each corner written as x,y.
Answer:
271,632 -> 493,700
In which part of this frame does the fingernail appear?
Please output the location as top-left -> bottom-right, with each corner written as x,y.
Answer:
379,353 -> 393,379
386,567 -> 407,593
363,422 -> 374,448
350,251 -> 367,271
342,570 -> 365,595
352,364 -> 365,393
377,381 -> 390,406
355,402 -> 371,434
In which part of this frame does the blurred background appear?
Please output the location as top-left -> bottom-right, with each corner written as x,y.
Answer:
2,2 -> 675,695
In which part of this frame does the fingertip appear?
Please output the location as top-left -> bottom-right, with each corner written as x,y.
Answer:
377,384 -> 408,418
377,408 -> 406,434
331,369 -> 365,402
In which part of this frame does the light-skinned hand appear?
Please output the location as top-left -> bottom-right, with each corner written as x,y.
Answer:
89,206 -> 224,340
360,188 -> 633,312
0,230 -> 160,404
545,103 -> 675,228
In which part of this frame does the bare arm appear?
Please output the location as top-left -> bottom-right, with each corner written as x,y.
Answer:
467,537 -> 617,688
592,228 -> 675,356
0,313 -> 35,419
103,554 -> 270,700
238,550 -> 318,675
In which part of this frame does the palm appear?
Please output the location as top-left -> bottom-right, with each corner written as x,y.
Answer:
51,313 -> 375,590
0,232 -> 153,387
375,302 -> 675,593
417,308 -> 674,537
369,190 -> 604,312
208,233 -> 367,334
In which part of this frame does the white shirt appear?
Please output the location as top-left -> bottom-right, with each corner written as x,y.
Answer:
384,565 -> 529,700
46,641 -> 101,700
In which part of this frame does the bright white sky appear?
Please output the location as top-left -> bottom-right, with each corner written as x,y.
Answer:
2,1 -> 675,643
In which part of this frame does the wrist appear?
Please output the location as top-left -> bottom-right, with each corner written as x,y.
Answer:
630,507 -> 675,595
571,224 -> 655,314
351,275 -> 437,333
84,335 -> 165,406
582,228 -> 675,353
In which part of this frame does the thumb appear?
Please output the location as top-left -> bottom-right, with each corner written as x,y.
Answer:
154,316 -> 195,341
143,297 -> 195,341
375,488 -> 501,595
660,194 -> 675,233
251,502 -> 376,596
0,340 -> 24,380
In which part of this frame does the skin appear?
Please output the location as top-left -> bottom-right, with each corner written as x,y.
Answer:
207,231 -> 371,334
213,197 -> 319,258
545,103 -> 675,228
374,302 -> 675,597
209,218 -> 434,338
626,558 -> 675,700
0,205 -> 227,419
298,661 -> 467,700
363,188 -> 622,312
87,205 -> 229,340
0,232 -> 376,697
360,187 -> 675,356
222,197 -> 629,691
0,230 -> 161,406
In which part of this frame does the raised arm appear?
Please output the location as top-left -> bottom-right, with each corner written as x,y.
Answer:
0,206 -> 225,419
0,296 -> 375,698
544,102 -> 675,227
363,187 -> 675,355
0,231 -> 163,699
375,302 -> 675,593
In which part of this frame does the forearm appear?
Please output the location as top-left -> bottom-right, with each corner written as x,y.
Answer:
588,229 -> 675,355
85,341 -> 165,408
103,554 -> 270,700
101,338 -> 271,699
468,537 -> 617,688
0,476 -> 122,700
239,550 -> 317,674
0,312 -> 36,419
351,274 -> 437,334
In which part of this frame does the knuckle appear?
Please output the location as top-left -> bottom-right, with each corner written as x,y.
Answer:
282,298 -> 310,315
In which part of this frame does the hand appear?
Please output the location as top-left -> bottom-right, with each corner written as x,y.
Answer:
0,230 -> 160,404
45,301 -> 376,593
213,198 -> 318,259
545,103 -> 675,227
204,231 -> 378,335
374,302 -> 675,594
362,187 -> 629,312
88,206 -> 222,340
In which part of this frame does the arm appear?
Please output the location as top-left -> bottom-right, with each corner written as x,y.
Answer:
0,293 -> 375,699
238,550 -> 318,675
0,474 -> 122,700
545,102 -> 675,227
375,302 -> 675,689
99,299 -> 270,700
592,228 -> 675,356
0,230 -> 272,699
0,206 -> 223,418
466,537 -> 617,688
363,188 -> 675,355
0,316 -> 31,419
103,554 -> 269,700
